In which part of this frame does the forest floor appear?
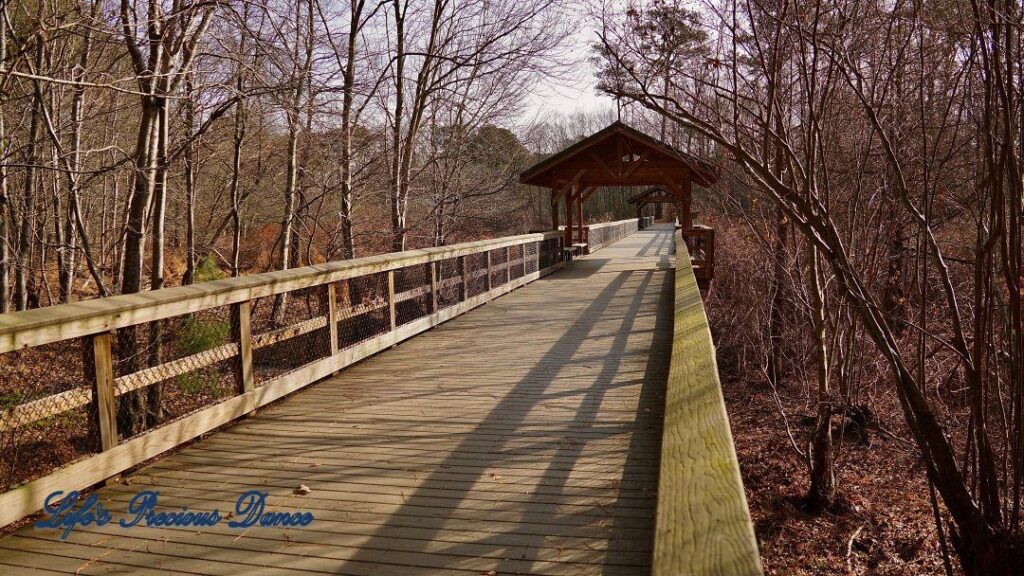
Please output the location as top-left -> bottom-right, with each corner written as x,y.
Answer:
722,374 -> 958,575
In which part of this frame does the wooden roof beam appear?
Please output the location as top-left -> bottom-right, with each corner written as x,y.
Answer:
587,149 -> 619,180
552,169 -> 588,201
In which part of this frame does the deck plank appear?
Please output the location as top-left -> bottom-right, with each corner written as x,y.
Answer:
0,226 -> 675,575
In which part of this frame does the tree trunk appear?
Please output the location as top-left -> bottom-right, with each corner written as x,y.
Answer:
229,93 -> 245,277
390,0 -> 407,252
768,208 -> 787,387
0,1 -> 8,312
338,7 -> 358,260
806,247 -> 835,511
146,97 -> 169,427
117,98 -> 159,436
15,39 -> 44,311
183,79 -> 198,285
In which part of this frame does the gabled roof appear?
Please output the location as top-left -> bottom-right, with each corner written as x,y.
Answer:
519,121 -> 718,189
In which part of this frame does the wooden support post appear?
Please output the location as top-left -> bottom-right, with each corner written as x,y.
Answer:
387,270 -> 397,331
231,300 -> 254,395
486,251 -> 492,291
550,190 -> 559,231
87,332 -> 118,452
576,192 -> 584,245
326,283 -> 339,355
505,246 -> 511,284
564,186 -> 574,248
461,256 -> 469,299
430,261 -> 438,312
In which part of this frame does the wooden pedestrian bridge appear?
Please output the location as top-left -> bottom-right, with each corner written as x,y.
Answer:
0,123 -> 761,575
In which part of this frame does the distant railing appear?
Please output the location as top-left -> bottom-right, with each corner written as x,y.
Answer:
580,218 -> 639,253
556,217 -> 639,255
682,225 -> 715,285
653,231 -> 762,576
0,231 -> 566,527
638,215 -> 655,229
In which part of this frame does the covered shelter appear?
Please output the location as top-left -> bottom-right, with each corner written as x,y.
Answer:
628,186 -> 679,221
520,121 -> 719,284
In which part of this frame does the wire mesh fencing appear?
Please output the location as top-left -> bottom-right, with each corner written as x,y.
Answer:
114,305 -> 240,439
436,257 -> 464,309
394,263 -> 432,326
489,247 -> 509,288
335,272 -> 391,350
251,286 -> 333,385
0,339 -> 94,492
466,252 -> 489,297
585,220 -> 639,253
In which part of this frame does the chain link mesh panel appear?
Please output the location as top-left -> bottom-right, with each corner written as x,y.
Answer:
539,238 -> 555,270
251,286 -> 331,385
465,252 -> 489,297
524,241 -> 539,276
489,247 -> 508,288
394,263 -> 431,326
115,306 -> 240,439
509,244 -> 525,280
335,272 -> 390,349
0,340 -> 94,492
436,257 -> 464,309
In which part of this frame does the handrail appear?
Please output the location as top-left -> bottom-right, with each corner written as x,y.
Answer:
653,231 -> 762,575
0,230 -> 569,527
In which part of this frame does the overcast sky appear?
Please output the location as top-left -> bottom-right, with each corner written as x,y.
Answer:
522,23 -> 615,119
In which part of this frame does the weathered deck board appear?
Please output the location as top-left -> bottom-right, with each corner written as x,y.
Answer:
0,226 -> 675,575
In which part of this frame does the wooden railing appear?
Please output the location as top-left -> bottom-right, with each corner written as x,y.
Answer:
653,231 -> 762,575
638,215 -> 655,230
567,218 -> 639,254
557,217 -> 640,255
0,231 -> 567,527
682,224 -> 715,285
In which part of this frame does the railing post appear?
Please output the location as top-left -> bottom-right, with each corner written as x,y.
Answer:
430,261 -> 438,312
486,251 -> 493,291
326,283 -> 339,355
86,332 -> 118,452
231,301 -> 254,396
461,256 -> 469,300
387,270 -> 397,331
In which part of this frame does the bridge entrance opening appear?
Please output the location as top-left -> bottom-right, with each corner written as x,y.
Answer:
519,121 -> 718,287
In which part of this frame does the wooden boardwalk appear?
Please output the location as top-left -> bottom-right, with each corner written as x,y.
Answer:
0,226 -> 676,576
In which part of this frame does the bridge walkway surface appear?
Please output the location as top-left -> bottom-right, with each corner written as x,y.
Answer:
0,225 -> 677,576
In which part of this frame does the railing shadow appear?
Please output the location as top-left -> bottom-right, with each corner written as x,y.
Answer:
332,267 -> 667,574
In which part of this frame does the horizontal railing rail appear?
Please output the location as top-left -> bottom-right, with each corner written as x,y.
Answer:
653,231 -> 762,575
0,231 -> 567,527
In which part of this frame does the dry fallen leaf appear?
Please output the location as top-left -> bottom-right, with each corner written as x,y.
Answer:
294,484 -> 311,495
